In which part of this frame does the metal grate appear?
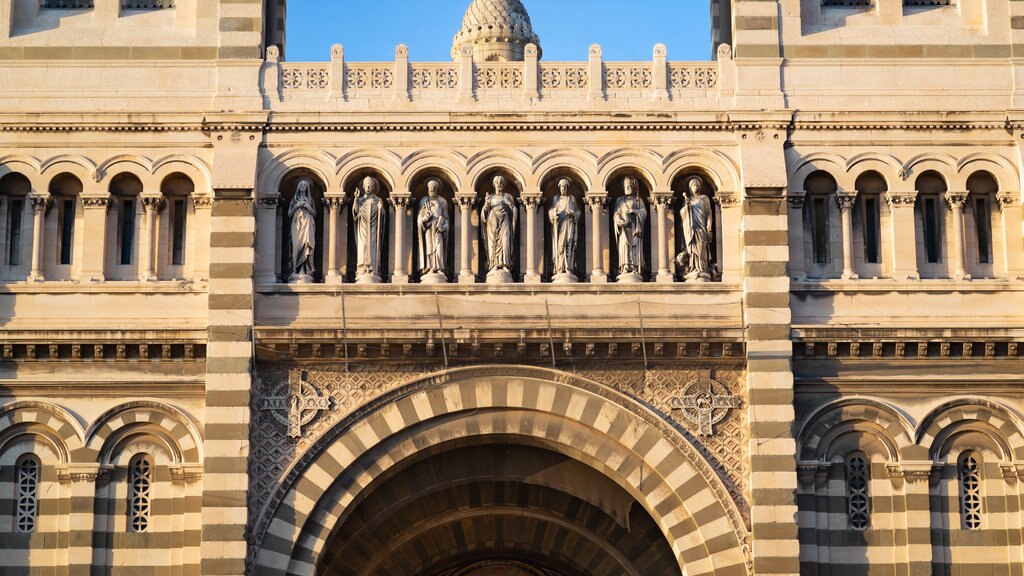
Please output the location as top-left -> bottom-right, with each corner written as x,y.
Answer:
129,455 -> 153,533
42,0 -> 94,8
958,453 -> 983,530
904,0 -> 954,5
122,0 -> 175,8
822,0 -> 872,6
845,454 -> 870,530
16,456 -> 40,534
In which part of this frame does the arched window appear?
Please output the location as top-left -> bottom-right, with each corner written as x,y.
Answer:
16,454 -> 41,534
160,174 -> 195,277
107,173 -> 143,280
803,171 -> 838,278
1,173 -> 31,280
128,454 -> 153,533
914,171 -> 948,274
854,171 -> 887,274
958,451 -> 983,530
845,452 -> 870,530
966,172 -> 998,277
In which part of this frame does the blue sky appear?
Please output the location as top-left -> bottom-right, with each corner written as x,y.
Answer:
285,1 -> 711,63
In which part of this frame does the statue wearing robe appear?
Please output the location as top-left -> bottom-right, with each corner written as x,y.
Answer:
613,177 -> 647,281
288,179 -> 317,283
548,178 -> 580,279
417,179 -> 449,281
678,176 -> 714,281
352,176 -> 387,283
481,175 -> 517,279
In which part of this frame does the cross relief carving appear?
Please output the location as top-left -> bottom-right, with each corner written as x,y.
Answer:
259,370 -> 334,439
669,370 -> 741,436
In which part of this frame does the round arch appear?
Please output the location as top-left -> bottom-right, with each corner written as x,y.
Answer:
798,398 -> 916,463
152,154 -> 213,195
917,399 -> 1024,463
846,152 -> 903,192
97,154 -> 156,189
258,149 -> 338,198
0,400 -> 86,463
532,148 -> 598,192
902,154 -> 956,188
787,153 -> 850,194
662,148 -> 741,193
466,149 -> 532,192
39,154 -> 98,187
597,148 -> 661,192
401,148 -> 470,193
955,154 -> 1019,193
0,155 -> 44,192
335,149 -> 402,193
85,400 -> 203,466
250,366 -> 751,576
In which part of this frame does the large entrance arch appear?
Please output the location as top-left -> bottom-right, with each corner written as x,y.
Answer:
249,366 -> 751,576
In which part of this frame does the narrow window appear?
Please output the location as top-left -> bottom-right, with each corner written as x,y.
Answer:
7,198 -> 23,266
923,197 -> 940,263
846,453 -> 870,530
958,452 -> 982,530
863,196 -> 879,264
171,199 -> 186,266
16,455 -> 40,534
59,198 -> 75,266
128,454 -> 153,533
975,197 -> 991,265
812,197 -> 829,264
119,199 -> 135,266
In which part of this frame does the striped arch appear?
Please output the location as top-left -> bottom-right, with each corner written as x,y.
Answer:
335,149 -> 402,192
85,400 -> 202,466
797,398 -> 915,462
597,148 -> 662,191
787,152 -> 851,194
0,401 -> 86,464
400,148 -> 470,193
662,148 -> 741,193
250,366 -> 751,576
917,399 -> 1024,463
466,148 -> 533,192
152,154 -> 213,194
258,149 -> 339,197
532,148 -> 599,192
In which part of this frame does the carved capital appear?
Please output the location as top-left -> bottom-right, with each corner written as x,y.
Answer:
885,192 -> 916,208
454,195 -> 477,209
835,193 -> 857,210
323,196 -> 346,210
944,191 -> 968,210
996,192 -> 1019,211
521,195 -> 542,209
28,195 -> 51,212
652,193 -> 673,208
584,195 -> 607,210
786,194 -> 805,209
141,196 -> 164,212
717,191 -> 740,207
390,195 -> 411,209
192,196 -> 214,210
257,196 -> 281,209
81,196 -> 111,209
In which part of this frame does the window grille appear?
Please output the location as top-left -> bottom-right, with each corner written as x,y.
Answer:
846,453 -> 870,530
958,452 -> 982,530
128,455 -> 153,533
42,0 -> 94,8
16,455 -> 40,534
122,0 -> 175,8
823,0 -> 872,6
905,0 -> 954,5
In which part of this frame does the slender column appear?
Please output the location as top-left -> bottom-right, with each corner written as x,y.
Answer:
653,193 -> 672,282
837,192 -> 858,280
140,195 -> 163,282
998,193 -> 1024,279
27,195 -> 49,282
391,195 -> 410,283
945,191 -> 969,280
324,196 -> 345,284
586,195 -> 607,282
456,195 -> 475,283
885,192 -> 920,280
522,194 -> 541,283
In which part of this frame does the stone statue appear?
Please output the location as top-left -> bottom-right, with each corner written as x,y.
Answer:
287,178 -> 317,283
481,174 -> 518,283
677,176 -> 714,282
548,178 -> 580,283
352,175 -> 387,284
613,177 -> 647,283
417,178 -> 450,284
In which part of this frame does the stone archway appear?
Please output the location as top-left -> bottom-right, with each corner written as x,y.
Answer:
249,366 -> 751,576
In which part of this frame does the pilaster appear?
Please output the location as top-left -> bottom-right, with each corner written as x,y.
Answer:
80,195 -> 111,282
885,192 -> 920,280
997,193 -> 1024,279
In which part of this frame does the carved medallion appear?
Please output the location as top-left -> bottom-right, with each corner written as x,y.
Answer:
259,370 -> 333,439
669,371 -> 741,436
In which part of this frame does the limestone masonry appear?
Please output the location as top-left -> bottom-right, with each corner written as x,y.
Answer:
0,0 -> 1022,575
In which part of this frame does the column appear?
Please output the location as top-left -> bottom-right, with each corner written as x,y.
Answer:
80,196 -> 110,282
885,192 -> 920,280
456,195 -> 475,283
720,192 -> 743,283
254,197 -> 279,284
523,194 -> 541,283
653,193 -> 673,282
586,195 -> 607,282
391,195 -> 410,283
997,193 -> 1024,279
836,192 -> 858,280
324,196 -> 344,284
27,195 -> 49,282
945,191 -> 969,280
139,195 -> 162,282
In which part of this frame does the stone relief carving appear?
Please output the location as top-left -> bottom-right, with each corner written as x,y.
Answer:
676,176 -> 714,282
258,370 -> 333,439
352,176 -> 387,284
548,178 -> 580,283
288,179 -> 317,283
613,177 -> 647,283
482,175 -> 518,283
417,178 -> 450,284
669,370 -> 741,436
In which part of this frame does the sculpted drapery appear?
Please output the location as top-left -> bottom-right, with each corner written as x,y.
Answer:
678,176 -> 714,281
613,176 -> 647,280
417,178 -> 449,280
548,178 -> 580,278
288,179 -> 317,282
482,175 -> 518,276
352,175 -> 387,283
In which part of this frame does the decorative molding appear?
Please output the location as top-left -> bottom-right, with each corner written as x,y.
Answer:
795,339 -> 1021,360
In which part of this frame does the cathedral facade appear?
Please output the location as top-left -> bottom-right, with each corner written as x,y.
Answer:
0,1 -> 1022,575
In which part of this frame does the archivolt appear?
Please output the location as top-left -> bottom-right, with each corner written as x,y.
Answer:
85,400 -> 203,466
797,398 -> 915,463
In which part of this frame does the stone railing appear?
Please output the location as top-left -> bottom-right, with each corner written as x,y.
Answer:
264,42 -> 728,104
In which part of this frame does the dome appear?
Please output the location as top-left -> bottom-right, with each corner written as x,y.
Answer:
451,0 -> 542,62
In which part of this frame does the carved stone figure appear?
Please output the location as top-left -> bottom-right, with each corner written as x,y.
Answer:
417,178 -> 450,284
676,176 -> 714,282
613,177 -> 647,283
481,175 -> 517,284
548,178 -> 580,283
287,179 -> 317,283
352,176 -> 387,284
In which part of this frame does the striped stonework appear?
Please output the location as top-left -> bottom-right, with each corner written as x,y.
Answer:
219,0 -> 266,60
731,0 -> 781,59
742,190 -> 800,576
203,196 -> 256,576
249,367 -> 752,576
